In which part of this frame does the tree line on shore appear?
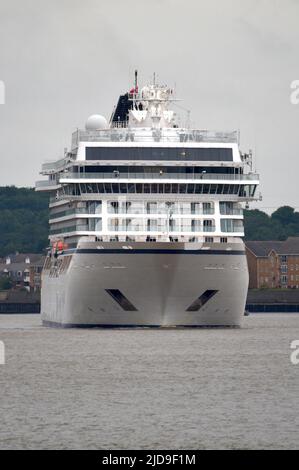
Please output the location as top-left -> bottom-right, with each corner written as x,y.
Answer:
0,186 -> 298,257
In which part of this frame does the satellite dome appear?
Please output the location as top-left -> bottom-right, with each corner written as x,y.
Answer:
85,114 -> 108,131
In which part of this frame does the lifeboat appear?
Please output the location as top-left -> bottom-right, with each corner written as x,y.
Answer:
51,240 -> 68,254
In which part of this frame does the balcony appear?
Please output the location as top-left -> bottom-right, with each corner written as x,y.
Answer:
203,225 -> 216,232
41,156 -> 74,174
220,209 -> 243,215
220,225 -> 244,233
35,180 -> 61,191
49,224 -> 89,235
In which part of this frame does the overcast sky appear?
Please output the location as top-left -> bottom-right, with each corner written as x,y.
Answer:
0,0 -> 298,211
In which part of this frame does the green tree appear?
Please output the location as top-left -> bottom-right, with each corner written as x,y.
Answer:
0,186 -> 49,257
244,206 -> 299,240
271,206 -> 295,225
0,277 -> 13,290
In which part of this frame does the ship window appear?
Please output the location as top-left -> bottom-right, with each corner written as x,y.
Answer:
88,218 -> 102,231
104,183 -> 112,193
147,202 -> 157,214
203,219 -> 215,232
169,219 -> 177,232
203,202 -> 213,214
194,185 -> 202,194
86,147 -> 233,162
108,201 -> 119,213
191,203 -> 200,214
221,219 -> 244,233
186,290 -> 218,312
147,219 -> 158,231
79,181 -> 248,195
191,220 -> 201,232
105,289 -> 138,311
127,183 -> 134,193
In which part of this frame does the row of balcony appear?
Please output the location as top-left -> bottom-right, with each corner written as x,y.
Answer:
107,207 -> 215,215
50,224 -> 217,234
49,203 -> 242,219
107,225 -> 216,233
49,221 -> 244,235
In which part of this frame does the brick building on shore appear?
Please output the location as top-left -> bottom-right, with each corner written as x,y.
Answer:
245,237 -> 299,289
0,253 -> 45,292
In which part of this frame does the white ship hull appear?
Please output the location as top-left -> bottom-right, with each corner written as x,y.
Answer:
41,241 -> 248,328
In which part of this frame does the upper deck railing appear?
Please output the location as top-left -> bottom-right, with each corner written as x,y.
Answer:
71,128 -> 239,148
59,172 -> 259,181
41,157 -> 70,173
35,180 -> 60,189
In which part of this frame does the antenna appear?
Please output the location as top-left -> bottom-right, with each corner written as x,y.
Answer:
134,69 -> 138,91
173,102 -> 191,129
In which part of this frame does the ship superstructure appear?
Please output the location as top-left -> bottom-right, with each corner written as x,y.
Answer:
36,73 -> 259,327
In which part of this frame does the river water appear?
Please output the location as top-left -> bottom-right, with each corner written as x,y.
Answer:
0,314 -> 298,450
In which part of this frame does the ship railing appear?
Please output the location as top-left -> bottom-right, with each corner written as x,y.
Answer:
111,121 -> 129,128
49,207 -> 95,220
60,172 -> 259,181
71,128 -> 239,147
203,226 -> 216,232
106,224 -> 217,233
107,208 -> 215,215
49,225 -> 89,235
41,157 -> 71,173
50,224 -> 246,235
35,180 -> 59,188
219,209 -> 243,215
221,226 -> 244,233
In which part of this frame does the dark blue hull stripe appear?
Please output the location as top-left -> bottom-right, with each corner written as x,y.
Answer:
43,320 -> 238,329
63,248 -> 245,256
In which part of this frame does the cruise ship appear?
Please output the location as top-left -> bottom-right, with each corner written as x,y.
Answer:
36,73 -> 259,327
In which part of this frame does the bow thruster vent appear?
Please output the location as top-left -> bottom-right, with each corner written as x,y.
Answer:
186,290 -> 218,312
105,289 -> 138,311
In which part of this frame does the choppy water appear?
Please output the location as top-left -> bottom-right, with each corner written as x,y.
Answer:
0,314 -> 299,450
